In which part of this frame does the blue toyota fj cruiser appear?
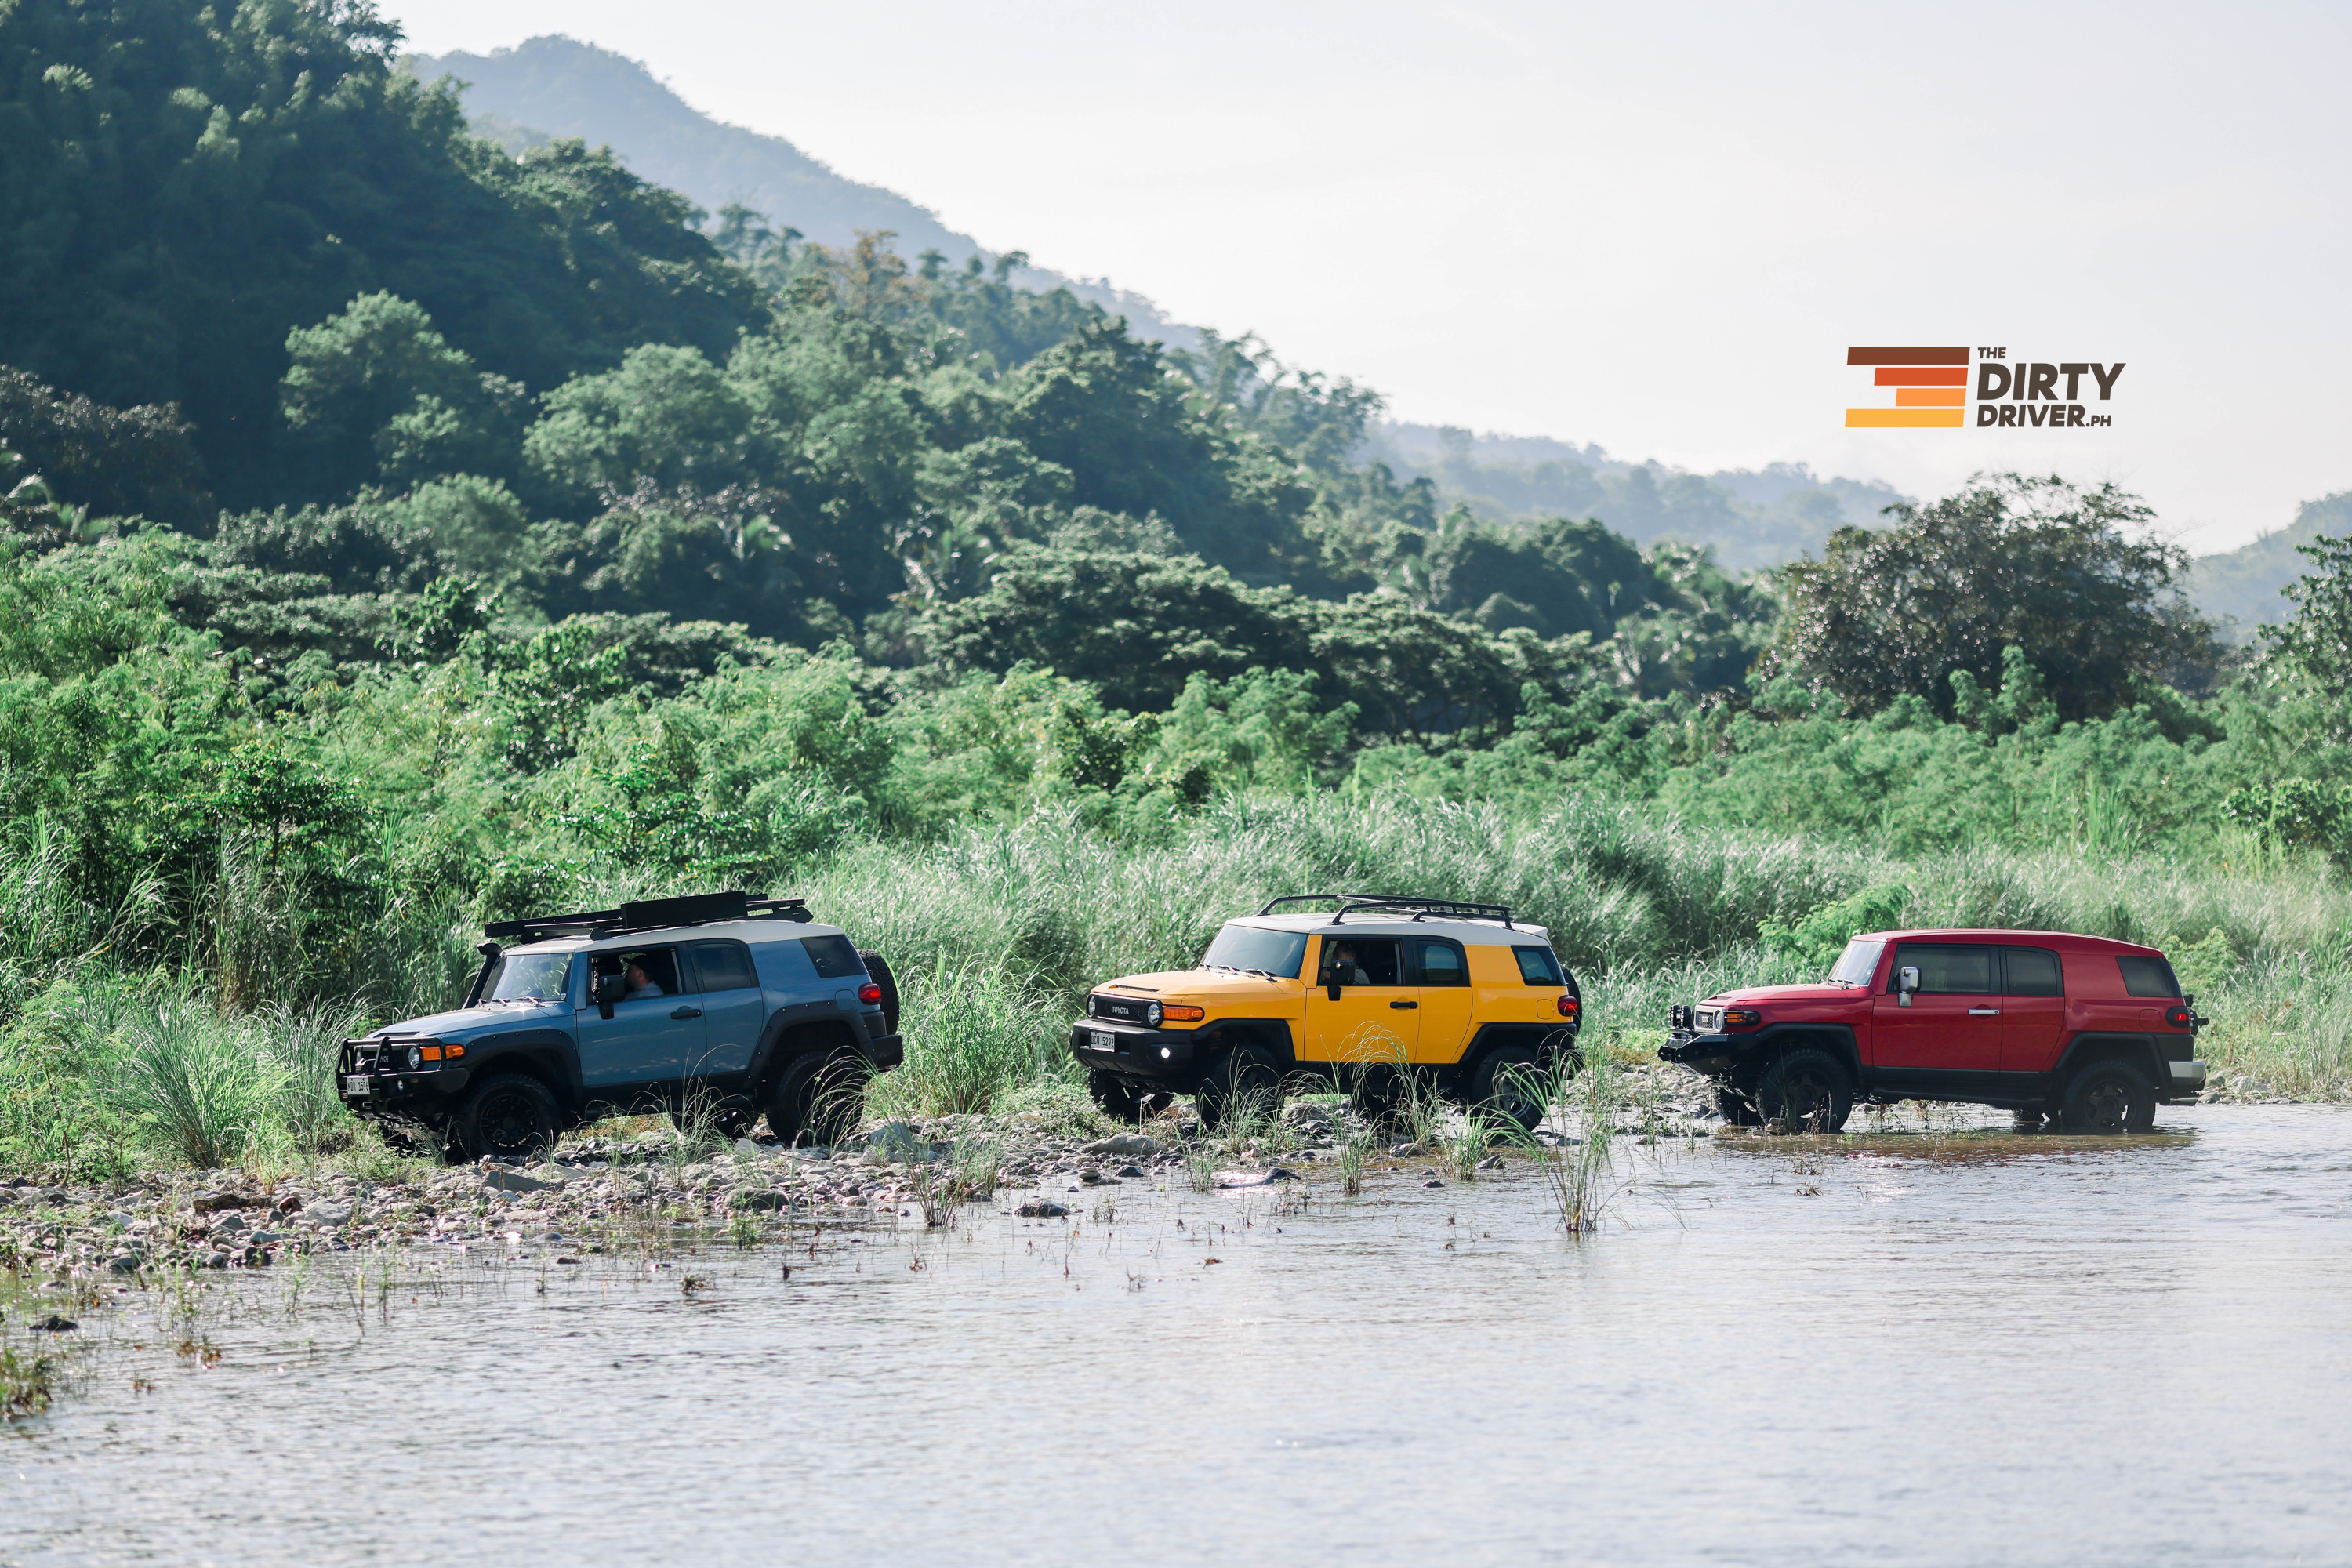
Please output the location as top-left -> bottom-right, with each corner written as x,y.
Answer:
336,891 -> 902,1160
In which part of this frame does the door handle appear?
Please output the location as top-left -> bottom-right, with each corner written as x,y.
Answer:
1968,1007 -> 2000,1016
1390,1000 -> 1418,1010
671,1007 -> 702,1020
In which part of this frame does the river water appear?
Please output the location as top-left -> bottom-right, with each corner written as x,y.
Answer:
6,1103 -> 2350,1566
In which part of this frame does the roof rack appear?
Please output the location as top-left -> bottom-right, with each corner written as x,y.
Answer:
484,890 -> 812,943
1254,893 -> 1514,928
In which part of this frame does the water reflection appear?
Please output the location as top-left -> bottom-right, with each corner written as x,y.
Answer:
5,1104 -> 2350,1567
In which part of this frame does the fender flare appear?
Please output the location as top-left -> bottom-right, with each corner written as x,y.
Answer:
1198,1019 -> 1297,1076
458,1029 -> 579,1111
1458,1023 -> 1583,1088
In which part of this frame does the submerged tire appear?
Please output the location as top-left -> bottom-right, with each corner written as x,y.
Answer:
2060,1061 -> 2157,1134
452,1072 -> 561,1161
855,949 -> 902,1035
1194,1043 -> 1282,1131
1714,1083 -> 1762,1127
1753,1048 -> 1853,1134
1467,1046 -> 1548,1134
768,1051 -> 870,1147
1088,1069 -> 1173,1124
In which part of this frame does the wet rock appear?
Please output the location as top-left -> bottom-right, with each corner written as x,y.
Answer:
108,1253 -> 143,1275
192,1192 -> 253,1214
210,1211 -> 250,1236
1016,1200 -> 1071,1218
1478,1155 -> 1505,1171
31,1314 -> 76,1331
729,1190 -> 789,1214
1423,1179 -> 1445,1188
1078,1167 -> 1105,1185
1389,1142 -> 1424,1157
1080,1134 -> 1163,1159
482,1170 -> 557,1194
303,1201 -> 354,1228
1116,1165 -> 1146,1178
1281,1102 -> 1336,1132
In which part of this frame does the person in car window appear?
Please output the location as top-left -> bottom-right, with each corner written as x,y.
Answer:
1326,942 -> 1371,986
624,959 -> 664,1001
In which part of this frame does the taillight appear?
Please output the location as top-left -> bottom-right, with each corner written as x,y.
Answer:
2164,1004 -> 2193,1029
1558,994 -> 1581,1022
858,982 -> 883,1005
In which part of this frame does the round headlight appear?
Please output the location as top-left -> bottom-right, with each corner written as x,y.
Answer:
405,1045 -> 423,1071
1146,1002 -> 1163,1027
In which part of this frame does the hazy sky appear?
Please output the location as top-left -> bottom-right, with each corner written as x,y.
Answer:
387,0 -> 2349,552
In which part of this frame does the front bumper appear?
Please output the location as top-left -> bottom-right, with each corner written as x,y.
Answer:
336,1058 -> 470,1119
1070,1020 -> 1207,1084
1659,1029 -> 1751,1074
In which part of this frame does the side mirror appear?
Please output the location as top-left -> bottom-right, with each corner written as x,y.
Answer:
1897,966 -> 1919,1008
593,974 -> 627,1004
1327,979 -> 1342,1002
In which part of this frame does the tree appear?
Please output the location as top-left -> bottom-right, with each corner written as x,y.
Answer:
280,294 -> 523,493
2259,528 -> 2352,695
1771,474 -> 2216,722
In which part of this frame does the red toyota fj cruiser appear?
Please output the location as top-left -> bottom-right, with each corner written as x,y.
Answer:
1662,929 -> 2209,1133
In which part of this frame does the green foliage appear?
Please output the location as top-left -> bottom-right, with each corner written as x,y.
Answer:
2259,528 -> 2352,699
1774,474 -> 2218,722
1759,883 -> 1914,971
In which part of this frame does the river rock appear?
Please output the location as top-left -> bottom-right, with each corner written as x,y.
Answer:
483,1170 -> 558,1194
1081,1134 -> 1163,1158
303,1201 -> 354,1227
1016,1200 -> 1070,1218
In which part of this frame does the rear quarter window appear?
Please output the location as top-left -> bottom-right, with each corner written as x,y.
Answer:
2117,955 -> 2182,998
802,935 -> 866,980
1512,946 -> 1565,985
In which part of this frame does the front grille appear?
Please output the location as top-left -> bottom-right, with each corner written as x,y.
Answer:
1695,1007 -> 1723,1033
1089,993 -> 1152,1025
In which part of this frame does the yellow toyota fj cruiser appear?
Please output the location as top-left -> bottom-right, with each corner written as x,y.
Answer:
1069,894 -> 1582,1131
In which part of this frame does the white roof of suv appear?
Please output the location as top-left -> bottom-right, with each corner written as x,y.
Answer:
1225,913 -> 1551,948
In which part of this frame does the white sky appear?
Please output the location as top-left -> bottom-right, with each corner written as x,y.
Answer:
386,0 -> 2350,553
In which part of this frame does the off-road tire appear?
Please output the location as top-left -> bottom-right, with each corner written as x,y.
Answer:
1714,1083 -> 1763,1127
1753,1048 -> 1854,1134
452,1072 -> 561,1161
1467,1046 -> 1548,1134
2060,1061 -> 2157,1134
1194,1043 -> 1283,1131
2012,1108 -> 2049,1132
1088,1069 -> 1173,1124
855,949 -> 901,1035
768,1051 -> 869,1147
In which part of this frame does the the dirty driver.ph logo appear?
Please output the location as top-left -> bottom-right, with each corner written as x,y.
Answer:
1844,347 -> 2123,430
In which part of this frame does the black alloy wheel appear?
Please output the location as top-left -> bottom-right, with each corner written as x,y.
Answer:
1195,1043 -> 1283,1131
1468,1046 -> 1548,1134
1087,1069 -> 1173,1124
2060,1061 -> 2158,1134
768,1051 -> 870,1147
1753,1048 -> 1855,1134
454,1073 -> 561,1161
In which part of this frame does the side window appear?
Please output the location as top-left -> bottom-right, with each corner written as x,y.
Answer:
1417,941 -> 1469,986
802,935 -> 866,979
1892,944 -> 1997,994
1512,946 -> 1564,985
2003,946 -> 2063,996
600,947 -> 685,999
689,942 -> 759,993
2117,955 -> 2181,997
1318,937 -> 1403,986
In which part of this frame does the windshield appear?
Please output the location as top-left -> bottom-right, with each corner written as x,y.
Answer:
485,952 -> 574,1004
1200,924 -> 1310,978
1827,938 -> 1885,987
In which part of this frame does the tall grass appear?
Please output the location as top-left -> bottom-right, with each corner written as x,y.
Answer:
3,787 -> 2347,1178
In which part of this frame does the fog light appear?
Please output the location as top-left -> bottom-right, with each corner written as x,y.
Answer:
1160,1047 -> 1171,1059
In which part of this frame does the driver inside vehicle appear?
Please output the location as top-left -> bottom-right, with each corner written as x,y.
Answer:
1322,942 -> 1371,987
624,959 -> 664,1000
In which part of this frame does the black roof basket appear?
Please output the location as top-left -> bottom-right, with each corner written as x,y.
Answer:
484,890 -> 812,943
1254,893 -> 1514,927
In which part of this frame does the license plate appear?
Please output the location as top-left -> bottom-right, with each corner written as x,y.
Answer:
1089,1031 -> 1115,1052
343,1075 -> 373,1096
